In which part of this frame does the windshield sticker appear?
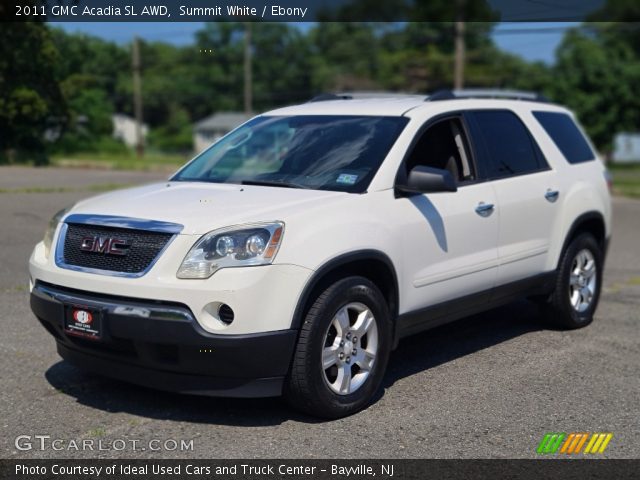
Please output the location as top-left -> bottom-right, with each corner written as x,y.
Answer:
336,173 -> 358,185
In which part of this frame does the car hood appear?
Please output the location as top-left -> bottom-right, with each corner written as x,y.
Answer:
69,181 -> 347,235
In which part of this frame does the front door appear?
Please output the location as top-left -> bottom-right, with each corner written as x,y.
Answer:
394,116 -> 500,314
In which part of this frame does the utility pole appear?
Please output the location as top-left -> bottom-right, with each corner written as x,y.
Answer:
243,22 -> 253,115
132,35 -> 144,158
454,5 -> 465,90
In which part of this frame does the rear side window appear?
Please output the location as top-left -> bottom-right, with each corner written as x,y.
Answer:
533,111 -> 596,164
467,110 -> 547,179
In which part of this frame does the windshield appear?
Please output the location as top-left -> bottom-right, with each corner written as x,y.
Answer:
172,115 -> 408,193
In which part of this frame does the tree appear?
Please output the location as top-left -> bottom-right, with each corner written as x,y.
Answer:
251,23 -> 313,107
192,23 -> 313,113
52,74 -> 115,153
589,0 -> 640,56
148,105 -> 193,153
308,23 -> 381,91
551,28 -> 640,154
0,23 -> 65,163
49,28 -> 130,112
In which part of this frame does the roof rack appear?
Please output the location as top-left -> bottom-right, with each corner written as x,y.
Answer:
308,92 -> 426,103
427,89 -> 550,103
308,93 -> 353,102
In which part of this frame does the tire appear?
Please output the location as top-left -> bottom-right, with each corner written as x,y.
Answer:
284,276 -> 392,419
544,233 -> 603,329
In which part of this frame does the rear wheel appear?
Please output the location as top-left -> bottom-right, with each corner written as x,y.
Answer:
284,276 -> 392,418
545,233 -> 603,329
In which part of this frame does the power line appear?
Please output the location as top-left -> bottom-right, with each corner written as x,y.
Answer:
494,23 -> 640,35
521,0 -> 584,12
493,26 -> 576,35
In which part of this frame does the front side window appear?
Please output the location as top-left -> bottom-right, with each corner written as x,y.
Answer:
404,117 -> 476,184
469,110 -> 547,179
173,115 -> 408,193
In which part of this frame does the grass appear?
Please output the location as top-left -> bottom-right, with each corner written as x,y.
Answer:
50,151 -> 189,172
87,427 -> 107,438
0,183 -> 135,194
609,163 -> 640,199
11,153 -> 640,199
2,285 -> 28,294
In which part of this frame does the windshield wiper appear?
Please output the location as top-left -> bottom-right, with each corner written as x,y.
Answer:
241,180 -> 309,189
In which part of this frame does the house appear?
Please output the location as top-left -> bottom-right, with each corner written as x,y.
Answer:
193,112 -> 252,153
612,132 -> 640,164
112,114 -> 148,148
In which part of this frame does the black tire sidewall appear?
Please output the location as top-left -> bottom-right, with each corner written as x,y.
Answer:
296,277 -> 392,416
553,233 -> 603,328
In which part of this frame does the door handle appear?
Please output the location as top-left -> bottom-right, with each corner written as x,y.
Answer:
475,202 -> 495,217
545,189 -> 560,202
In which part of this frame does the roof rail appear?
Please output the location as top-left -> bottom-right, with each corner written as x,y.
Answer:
427,89 -> 550,103
308,91 -> 426,103
308,93 -> 353,103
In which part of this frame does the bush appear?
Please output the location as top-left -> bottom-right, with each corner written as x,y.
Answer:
0,148 -> 48,166
147,105 -> 193,153
51,134 -> 129,155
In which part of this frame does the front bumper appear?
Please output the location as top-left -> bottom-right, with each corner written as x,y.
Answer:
31,282 -> 297,397
30,239 -> 313,335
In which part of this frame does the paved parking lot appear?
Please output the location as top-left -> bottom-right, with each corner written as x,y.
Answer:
1,167 -> 638,459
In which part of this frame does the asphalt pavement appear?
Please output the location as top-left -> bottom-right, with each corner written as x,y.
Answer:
0,167 -> 638,459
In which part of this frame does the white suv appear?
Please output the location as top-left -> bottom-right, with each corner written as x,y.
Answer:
30,90 -> 612,418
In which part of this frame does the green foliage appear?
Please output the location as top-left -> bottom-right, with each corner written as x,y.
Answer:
54,134 -> 129,156
251,23 -> 313,107
4,10 -> 639,164
61,76 -> 114,134
0,23 -> 65,164
52,77 -> 116,154
589,1 -> 640,56
51,151 -> 187,172
309,23 -> 381,91
148,105 -> 193,152
49,28 -> 130,111
609,163 -> 640,198
192,23 -> 313,111
551,28 -> 640,153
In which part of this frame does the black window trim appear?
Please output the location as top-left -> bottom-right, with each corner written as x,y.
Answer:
465,108 -> 552,182
394,111 -> 482,192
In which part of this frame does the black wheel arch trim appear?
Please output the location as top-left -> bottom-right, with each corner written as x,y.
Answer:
558,211 -> 608,267
290,249 -> 399,331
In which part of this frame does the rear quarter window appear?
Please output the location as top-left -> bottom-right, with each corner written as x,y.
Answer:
532,111 -> 596,164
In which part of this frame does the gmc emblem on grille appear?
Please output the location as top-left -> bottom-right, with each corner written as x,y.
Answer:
80,236 -> 130,256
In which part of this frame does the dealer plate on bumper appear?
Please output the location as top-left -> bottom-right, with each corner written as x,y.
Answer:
64,304 -> 102,341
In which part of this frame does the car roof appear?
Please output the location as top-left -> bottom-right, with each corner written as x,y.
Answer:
265,95 -> 426,117
262,91 -> 569,118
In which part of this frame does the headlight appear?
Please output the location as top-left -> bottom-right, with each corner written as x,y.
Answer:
177,222 -> 285,279
43,206 -> 72,259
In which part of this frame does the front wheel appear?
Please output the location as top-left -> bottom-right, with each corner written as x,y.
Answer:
545,233 -> 603,329
284,276 -> 392,418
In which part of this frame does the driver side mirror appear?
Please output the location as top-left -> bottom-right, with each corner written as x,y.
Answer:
396,166 -> 457,195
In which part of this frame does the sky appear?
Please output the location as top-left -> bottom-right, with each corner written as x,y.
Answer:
56,22 -> 579,64
492,22 -> 578,63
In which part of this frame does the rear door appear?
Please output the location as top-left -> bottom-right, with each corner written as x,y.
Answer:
465,109 -> 562,285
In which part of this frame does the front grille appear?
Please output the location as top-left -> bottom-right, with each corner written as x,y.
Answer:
62,224 -> 173,274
